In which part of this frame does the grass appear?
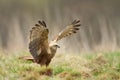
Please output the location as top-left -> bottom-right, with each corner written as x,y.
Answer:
0,52 -> 120,80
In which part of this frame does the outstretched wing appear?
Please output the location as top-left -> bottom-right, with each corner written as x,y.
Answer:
29,20 -> 49,60
53,19 -> 81,42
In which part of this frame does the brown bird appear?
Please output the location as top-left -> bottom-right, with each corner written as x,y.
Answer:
27,19 -> 81,66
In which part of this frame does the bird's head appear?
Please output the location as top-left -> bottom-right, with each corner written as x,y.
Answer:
49,41 -> 60,50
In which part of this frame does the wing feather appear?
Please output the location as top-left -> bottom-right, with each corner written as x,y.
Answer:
53,19 -> 81,42
29,20 -> 49,60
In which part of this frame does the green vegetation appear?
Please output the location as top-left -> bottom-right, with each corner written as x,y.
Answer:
0,52 -> 120,80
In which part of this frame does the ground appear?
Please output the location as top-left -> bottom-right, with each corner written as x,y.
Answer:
0,51 -> 120,80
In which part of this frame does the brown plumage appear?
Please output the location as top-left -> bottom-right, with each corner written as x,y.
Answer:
27,19 -> 81,66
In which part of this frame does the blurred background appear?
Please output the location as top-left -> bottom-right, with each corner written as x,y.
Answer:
0,0 -> 120,54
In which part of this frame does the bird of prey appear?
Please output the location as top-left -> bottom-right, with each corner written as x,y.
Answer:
27,19 -> 81,66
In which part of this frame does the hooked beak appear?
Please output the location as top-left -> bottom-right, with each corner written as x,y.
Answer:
57,45 -> 60,48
